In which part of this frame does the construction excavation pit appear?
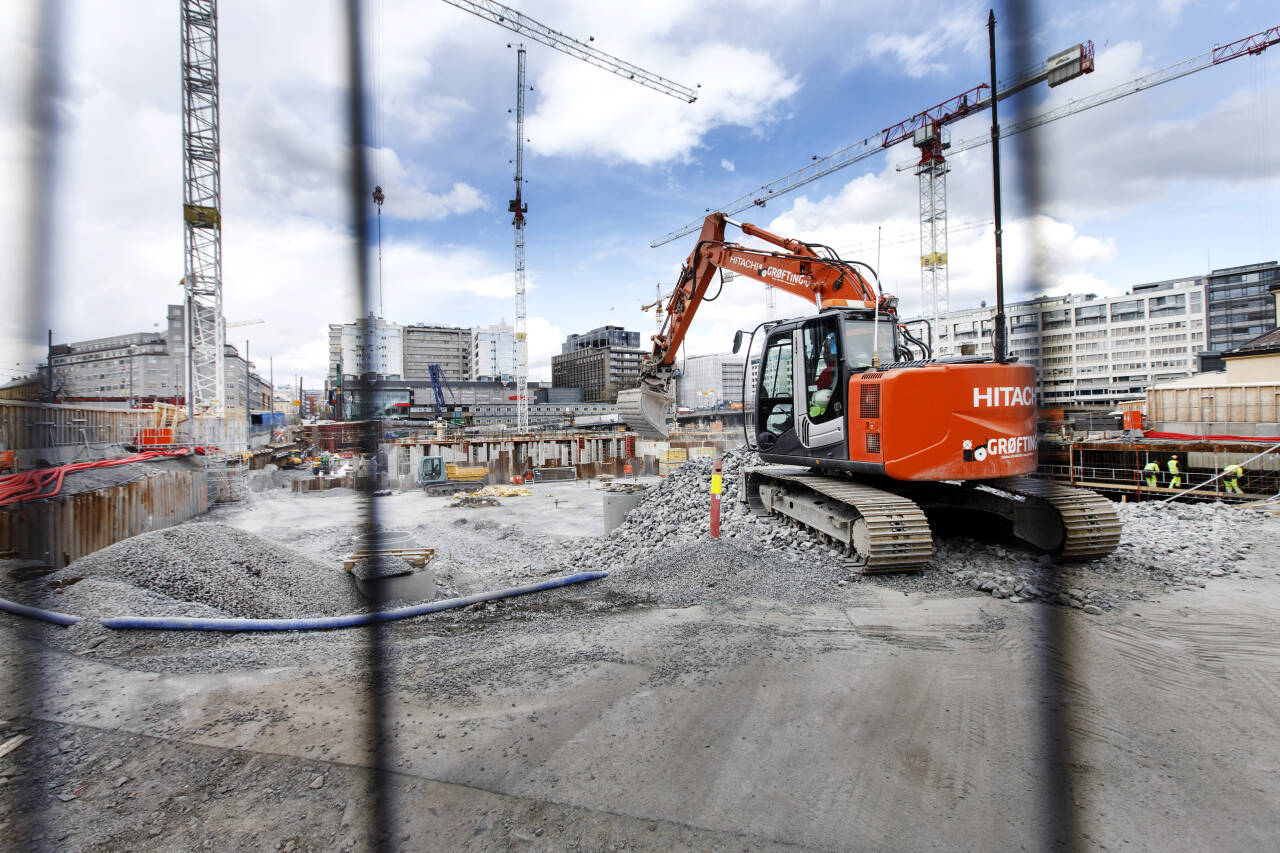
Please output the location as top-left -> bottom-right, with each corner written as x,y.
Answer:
2,445 -> 1278,851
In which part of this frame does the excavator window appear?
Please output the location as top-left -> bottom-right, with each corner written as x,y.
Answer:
420,456 -> 444,483
758,335 -> 793,437
843,318 -> 898,370
802,319 -> 843,424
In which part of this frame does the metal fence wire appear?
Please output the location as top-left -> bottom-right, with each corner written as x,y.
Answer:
11,2 -> 1270,851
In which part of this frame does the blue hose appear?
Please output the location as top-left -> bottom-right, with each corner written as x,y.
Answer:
0,596 -> 82,626
100,571 -> 607,632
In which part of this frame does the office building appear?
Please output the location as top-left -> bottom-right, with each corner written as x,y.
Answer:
328,315 -> 403,381
561,325 -> 641,354
472,321 -> 518,382
931,275 -> 1207,406
46,304 -> 273,409
1205,261 -> 1280,353
677,353 -> 746,409
551,326 -> 647,403
403,324 -> 471,382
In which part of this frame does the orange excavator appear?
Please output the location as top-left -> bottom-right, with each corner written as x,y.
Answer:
617,213 -> 1120,571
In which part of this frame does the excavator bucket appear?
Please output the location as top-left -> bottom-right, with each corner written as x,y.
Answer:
616,386 -> 674,439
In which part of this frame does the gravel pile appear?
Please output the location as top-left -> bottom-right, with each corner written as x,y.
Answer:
41,522 -> 364,619
555,445 -> 1263,613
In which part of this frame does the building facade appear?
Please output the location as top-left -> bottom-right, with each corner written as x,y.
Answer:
336,377 -> 609,428
49,331 -> 176,402
551,344 -> 647,404
677,353 -> 746,409
1205,261 -> 1280,353
328,315 -> 404,381
931,276 -> 1207,406
472,321 -> 517,382
561,325 -> 640,354
403,324 -> 471,382
44,304 -> 273,410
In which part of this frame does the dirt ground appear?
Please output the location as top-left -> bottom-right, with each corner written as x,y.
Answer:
2,482 -> 1278,852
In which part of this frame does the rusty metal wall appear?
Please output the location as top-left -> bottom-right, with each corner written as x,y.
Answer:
0,400 -> 145,450
0,467 -> 208,567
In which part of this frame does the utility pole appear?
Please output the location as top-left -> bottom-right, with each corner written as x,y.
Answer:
244,339 -> 250,431
989,10 -> 1007,364
46,329 -> 53,402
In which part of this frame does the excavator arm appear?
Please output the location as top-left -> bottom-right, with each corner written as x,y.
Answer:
619,212 -> 889,438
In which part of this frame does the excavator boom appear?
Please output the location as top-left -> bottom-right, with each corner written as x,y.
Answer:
619,213 -> 885,438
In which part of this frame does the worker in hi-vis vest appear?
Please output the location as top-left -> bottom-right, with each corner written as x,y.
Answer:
1223,463 -> 1243,494
1167,456 -> 1181,488
1143,460 -> 1160,488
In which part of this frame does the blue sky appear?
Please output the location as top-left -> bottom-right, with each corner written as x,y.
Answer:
2,0 -> 1277,386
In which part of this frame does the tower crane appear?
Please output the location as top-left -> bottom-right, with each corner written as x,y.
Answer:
510,44 -> 530,432
179,1 -> 698,437
650,33 -> 1095,335
441,0 -> 698,432
897,24 -> 1280,169
440,0 -> 699,103
180,0 -> 225,427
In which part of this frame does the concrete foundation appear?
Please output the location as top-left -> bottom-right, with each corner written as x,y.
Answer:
603,487 -> 649,534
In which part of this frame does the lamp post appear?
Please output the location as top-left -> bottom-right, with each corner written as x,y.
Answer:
127,344 -> 138,408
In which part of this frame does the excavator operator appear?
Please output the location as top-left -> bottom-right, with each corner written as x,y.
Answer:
809,333 -> 839,418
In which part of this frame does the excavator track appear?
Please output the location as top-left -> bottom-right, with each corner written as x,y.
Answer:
744,466 -> 934,573
984,477 -> 1122,561
743,467 -> 1123,572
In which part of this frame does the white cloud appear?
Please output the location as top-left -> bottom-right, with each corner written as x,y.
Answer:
526,42 -> 799,166
525,316 -> 562,382
862,4 -> 985,79
721,158 -> 735,172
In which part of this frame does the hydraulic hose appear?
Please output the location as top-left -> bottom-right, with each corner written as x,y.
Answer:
0,596 -> 82,626
100,571 -> 607,632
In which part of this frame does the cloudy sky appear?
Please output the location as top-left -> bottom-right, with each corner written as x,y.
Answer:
2,0 -> 1277,387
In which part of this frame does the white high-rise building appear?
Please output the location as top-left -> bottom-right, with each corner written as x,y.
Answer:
328,315 -> 404,380
472,321 -> 517,383
677,353 -> 746,409
927,276 -> 1207,406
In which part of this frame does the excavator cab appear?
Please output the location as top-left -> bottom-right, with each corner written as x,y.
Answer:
754,310 -> 898,460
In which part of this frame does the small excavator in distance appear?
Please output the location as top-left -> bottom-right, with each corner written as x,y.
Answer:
617,213 -> 1120,571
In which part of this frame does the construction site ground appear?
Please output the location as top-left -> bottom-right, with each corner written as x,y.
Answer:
2,463 -> 1279,851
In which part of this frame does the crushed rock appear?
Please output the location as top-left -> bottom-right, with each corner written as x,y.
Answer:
553,445 -> 1262,613
37,522 -> 364,620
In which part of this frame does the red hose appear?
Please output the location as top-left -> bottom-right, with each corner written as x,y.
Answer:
0,447 -> 216,507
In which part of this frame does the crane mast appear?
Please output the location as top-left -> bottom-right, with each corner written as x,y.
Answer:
180,0 -> 225,425
510,45 -> 529,433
